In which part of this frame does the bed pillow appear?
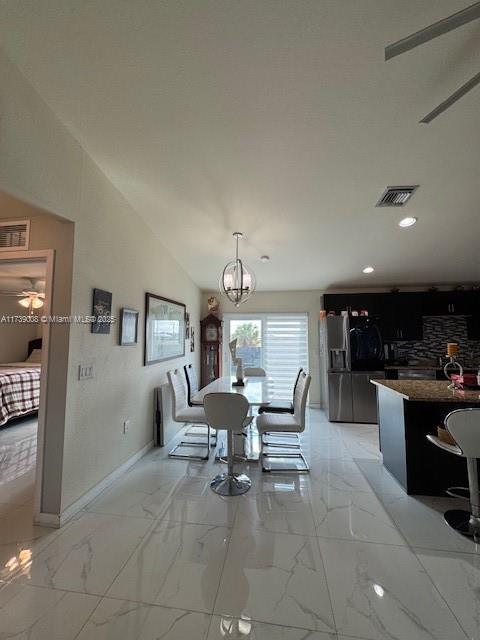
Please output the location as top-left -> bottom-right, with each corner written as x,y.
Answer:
26,349 -> 42,363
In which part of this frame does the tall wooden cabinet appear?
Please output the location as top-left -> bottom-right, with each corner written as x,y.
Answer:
200,314 -> 222,388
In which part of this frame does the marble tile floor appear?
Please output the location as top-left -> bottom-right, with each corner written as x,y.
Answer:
0,408 -> 479,639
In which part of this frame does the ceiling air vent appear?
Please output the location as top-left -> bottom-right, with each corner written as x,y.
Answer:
376,186 -> 418,207
0,220 -> 30,252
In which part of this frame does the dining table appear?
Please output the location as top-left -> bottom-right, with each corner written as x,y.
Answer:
191,375 -> 270,461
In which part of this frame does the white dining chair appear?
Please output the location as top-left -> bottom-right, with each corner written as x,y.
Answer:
184,364 -> 216,446
258,368 -> 303,415
167,369 -> 210,460
256,370 -> 311,472
243,367 -> 266,376
426,407 -> 480,540
204,392 -> 252,495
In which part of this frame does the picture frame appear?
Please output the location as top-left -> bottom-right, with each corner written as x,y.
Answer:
144,293 -> 186,365
185,312 -> 190,339
91,288 -> 112,334
119,308 -> 139,346
190,327 -> 195,352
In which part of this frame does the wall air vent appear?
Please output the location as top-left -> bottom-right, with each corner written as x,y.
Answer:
376,186 -> 418,207
0,220 -> 30,252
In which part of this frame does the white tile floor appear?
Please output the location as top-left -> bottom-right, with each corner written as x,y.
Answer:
1,408 -> 479,639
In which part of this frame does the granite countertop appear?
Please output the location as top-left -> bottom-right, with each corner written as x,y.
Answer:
384,365 -> 478,371
371,379 -> 480,403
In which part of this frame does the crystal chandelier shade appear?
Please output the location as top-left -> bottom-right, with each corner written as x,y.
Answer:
219,232 -> 256,307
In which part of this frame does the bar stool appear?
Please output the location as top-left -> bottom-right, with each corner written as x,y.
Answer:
426,407 -> 480,540
204,392 -> 252,496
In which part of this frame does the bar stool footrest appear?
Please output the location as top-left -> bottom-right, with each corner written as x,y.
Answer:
446,486 -> 470,500
444,509 -> 480,539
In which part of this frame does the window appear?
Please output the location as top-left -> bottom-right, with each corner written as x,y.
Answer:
223,313 -> 308,399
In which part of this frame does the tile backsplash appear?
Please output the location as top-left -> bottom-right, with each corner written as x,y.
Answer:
397,316 -> 480,365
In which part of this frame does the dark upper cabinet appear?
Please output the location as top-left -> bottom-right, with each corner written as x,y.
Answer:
323,292 -> 423,341
423,291 -> 472,316
467,291 -> 480,339
381,293 -> 424,342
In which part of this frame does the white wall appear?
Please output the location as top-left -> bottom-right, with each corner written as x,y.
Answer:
203,290 -> 321,404
0,295 -> 40,362
0,49 -> 201,517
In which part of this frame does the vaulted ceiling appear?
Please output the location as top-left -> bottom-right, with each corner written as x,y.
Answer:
0,0 -> 479,290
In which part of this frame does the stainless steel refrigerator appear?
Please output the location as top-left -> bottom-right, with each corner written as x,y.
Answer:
321,315 -> 385,423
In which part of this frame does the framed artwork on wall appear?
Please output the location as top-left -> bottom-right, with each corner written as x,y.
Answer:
119,308 -> 139,346
144,293 -> 186,365
190,327 -> 195,352
91,288 -> 112,334
185,312 -> 190,339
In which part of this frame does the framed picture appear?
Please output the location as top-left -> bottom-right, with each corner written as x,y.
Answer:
91,288 -> 112,334
190,327 -> 195,352
185,312 -> 190,339
145,293 -> 186,365
119,308 -> 139,346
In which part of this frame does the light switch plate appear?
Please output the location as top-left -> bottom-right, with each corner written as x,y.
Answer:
78,363 -> 95,380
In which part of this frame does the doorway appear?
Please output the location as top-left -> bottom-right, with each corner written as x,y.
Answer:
0,251 -> 54,546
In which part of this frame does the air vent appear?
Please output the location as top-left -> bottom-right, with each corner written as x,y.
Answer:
0,220 -> 30,251
376,186 -> 418,207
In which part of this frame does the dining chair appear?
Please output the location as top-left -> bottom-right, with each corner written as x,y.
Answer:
204,392 -> 252,495
258,367 -> 303,416
243,367 -> 266,376
184,364 -> 216,446
256,370 -> 311,472
167,369 -> 210,460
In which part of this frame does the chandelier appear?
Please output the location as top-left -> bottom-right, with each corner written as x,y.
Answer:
219,232 -> 256,307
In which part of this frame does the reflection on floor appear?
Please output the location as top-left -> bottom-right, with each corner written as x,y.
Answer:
0,408 -> 478,639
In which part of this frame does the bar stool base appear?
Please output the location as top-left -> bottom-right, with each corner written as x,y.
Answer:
210,473 -> 251,496
444,509 -> 480,539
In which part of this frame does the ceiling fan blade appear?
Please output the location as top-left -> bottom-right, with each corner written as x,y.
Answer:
420,70 -> 480,123
385,1 -> 480,61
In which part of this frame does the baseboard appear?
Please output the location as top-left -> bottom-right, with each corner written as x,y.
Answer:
35,440 -> 154,529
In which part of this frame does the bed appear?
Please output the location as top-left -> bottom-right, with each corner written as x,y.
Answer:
0,339 -> 42,427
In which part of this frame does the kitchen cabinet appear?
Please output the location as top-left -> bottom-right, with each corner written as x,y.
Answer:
467,291 -> 480,339
380,293 -> 423,341
423,291 -> 471,316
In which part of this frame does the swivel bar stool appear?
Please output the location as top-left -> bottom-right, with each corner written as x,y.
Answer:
426,407 -> 480,540
204,392 -> 252,496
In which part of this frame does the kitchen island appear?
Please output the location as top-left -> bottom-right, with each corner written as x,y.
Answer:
372,380 -> 480,495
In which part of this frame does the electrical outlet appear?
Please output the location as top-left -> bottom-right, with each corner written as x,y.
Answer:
78,363 -> 95,380
123,420 -> 130,434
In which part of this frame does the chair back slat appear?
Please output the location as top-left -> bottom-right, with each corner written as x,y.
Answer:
293,370 -> 311,430
167,369 -> 188,419
184,364 -> 199,406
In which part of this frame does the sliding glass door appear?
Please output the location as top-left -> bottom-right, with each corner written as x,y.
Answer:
223,313 -> 309,400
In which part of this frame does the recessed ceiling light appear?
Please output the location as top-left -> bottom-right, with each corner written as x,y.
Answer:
363,266 -> 375,274
398,216 -> 417,228
260,255 -> 270,262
